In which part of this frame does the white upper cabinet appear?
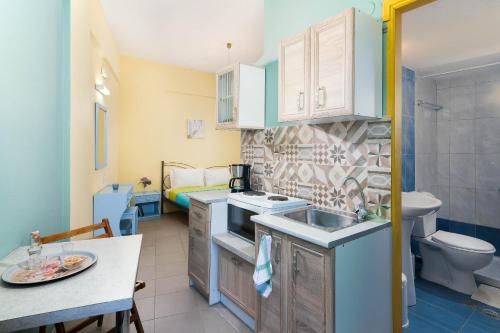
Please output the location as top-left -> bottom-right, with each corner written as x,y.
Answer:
310,10 -> 353,118
216,63 -> 265,129
278,8 -> 382,123
278,31 -> 310,122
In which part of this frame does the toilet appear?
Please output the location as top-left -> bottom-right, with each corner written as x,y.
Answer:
413,213 -> 496,295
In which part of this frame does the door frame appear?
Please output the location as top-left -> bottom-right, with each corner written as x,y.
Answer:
382,1 -> 436,332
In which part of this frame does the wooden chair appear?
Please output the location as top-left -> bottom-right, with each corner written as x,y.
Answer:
38,219 -> 145,333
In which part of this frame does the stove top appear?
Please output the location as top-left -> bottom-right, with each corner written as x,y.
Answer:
268,195 -> 288,201
243,191 -> 266,197
227,191 -> 308,211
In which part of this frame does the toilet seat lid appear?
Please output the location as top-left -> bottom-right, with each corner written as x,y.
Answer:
432,230 -> 495,253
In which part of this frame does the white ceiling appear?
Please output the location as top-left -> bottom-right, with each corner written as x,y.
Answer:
402,0 -> 500,76
100,0 -> 264,73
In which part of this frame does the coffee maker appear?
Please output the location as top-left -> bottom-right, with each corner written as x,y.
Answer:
229,164 -> 251,193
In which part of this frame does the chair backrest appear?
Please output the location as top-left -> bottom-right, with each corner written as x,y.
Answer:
40,218 -> 113,244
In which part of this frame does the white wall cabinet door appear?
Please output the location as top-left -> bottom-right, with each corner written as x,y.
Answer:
216,65 -> 237,129
310,9 -> 354,119
278,31 -> 310,122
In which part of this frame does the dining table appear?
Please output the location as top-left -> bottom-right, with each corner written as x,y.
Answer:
0,234 -> 142,333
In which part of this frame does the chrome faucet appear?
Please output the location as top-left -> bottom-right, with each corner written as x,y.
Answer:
342,176 -> 368,221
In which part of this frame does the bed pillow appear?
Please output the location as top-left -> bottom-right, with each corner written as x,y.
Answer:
170,168 -> 205,188
204,168 -> 231,187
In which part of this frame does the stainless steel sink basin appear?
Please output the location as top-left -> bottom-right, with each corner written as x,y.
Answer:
277,206 -> 360,233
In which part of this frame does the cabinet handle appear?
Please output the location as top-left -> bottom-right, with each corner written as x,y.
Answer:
194,211 -> 202,219
317,86 -> 326,109
231,256 -> 242,266
297,91 -> 305,111
292,250 -> 300,283
193,227 -> 203,236
273,242 -> 281,265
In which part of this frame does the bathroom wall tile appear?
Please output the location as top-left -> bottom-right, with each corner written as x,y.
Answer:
436,154 -> 450,187
436,121 -> 450,154
476,225 -> 500,256
402,115 -> 415,156
436,186 -> 450,219
450,187 -> 475,223
476,80 -> 500,119
449,119 -> 475,154
476,153 -> 500,190
415,117 -> 436,155
402,155 -> 415,192
437,89 -> 452,122
415,153 -> 437,192
436,218 -> 450,232
450,87 -> 475,120
449,220 -> 476,238
436,78 -> 451,90
475,117 -> 500,154
475,188 -> 500,229
450,154 -> 475,189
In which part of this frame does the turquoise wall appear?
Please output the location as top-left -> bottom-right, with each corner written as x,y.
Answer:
0,1 -> 70,257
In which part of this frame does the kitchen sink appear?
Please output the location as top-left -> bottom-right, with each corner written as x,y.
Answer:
277,206 -> 361,233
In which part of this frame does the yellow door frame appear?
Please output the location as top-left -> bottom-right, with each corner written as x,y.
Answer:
383,1 -> 435,332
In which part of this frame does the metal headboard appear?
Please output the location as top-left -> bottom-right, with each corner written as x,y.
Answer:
160,161 -> 229,214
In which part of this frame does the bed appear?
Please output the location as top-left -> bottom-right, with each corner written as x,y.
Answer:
161,161 -> 230,212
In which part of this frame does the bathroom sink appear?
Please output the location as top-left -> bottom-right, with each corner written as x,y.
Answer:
277,207 -> 360,233
402,192 -> 442,218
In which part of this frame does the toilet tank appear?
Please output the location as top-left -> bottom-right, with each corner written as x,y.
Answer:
412,212 -> 436,237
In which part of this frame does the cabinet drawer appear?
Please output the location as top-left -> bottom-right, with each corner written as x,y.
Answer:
135,193 -> 160,204
188,234 -> 210,295
189,202 -> 209,238
218,248 -> 256,318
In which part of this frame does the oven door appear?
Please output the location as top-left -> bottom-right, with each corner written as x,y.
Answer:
227,203 -> 258,243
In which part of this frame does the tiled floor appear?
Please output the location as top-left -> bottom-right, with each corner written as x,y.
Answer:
407,277 -> 500,333
66,213 -> 251,333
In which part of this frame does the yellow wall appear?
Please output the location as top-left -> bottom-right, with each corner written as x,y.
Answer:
70,0 -> 120,229
118,56 -> 241,192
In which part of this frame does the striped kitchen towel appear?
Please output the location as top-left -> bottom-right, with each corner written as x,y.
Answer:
253,235 -> 273,298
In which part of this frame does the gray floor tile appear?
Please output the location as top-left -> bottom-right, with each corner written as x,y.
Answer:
200,308 -> 239,333
155,261 -> 187,279
155,289 -> 202,318
155,275 -> 189,295
154,312 -> 204,333
135,297 -> 155,321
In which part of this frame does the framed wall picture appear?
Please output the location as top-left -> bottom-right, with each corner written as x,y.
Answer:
187,119 -> 205,139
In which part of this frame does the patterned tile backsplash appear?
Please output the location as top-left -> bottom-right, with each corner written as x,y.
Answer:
241,120 -> 392,219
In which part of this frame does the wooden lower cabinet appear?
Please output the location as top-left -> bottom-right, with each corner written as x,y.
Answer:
188,233 -> 210,295
255,225 -> 335,333
255,227 -> 286,333
218,248 -> 256,318
188,200 -> 211,296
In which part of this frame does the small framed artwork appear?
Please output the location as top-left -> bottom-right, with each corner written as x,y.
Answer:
187,119 -> 205,139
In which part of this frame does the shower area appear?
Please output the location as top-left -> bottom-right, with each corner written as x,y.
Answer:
405,64 -> 500,254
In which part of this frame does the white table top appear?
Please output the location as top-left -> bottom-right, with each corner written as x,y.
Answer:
0,235 -> 142,332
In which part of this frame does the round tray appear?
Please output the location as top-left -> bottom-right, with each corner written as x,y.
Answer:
1,250 -> 98,285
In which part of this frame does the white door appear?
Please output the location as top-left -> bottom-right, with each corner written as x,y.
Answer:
310,9 -> 354,118
278,31 -> 310,122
